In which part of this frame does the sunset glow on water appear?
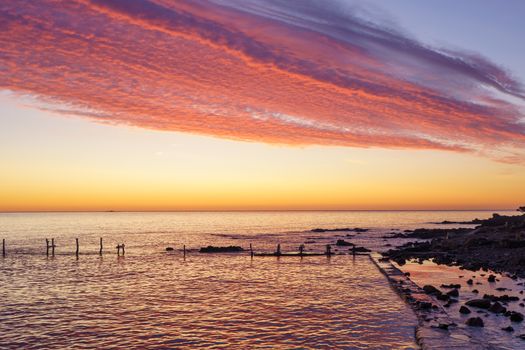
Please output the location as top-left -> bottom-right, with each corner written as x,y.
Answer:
0,210 -> 513,349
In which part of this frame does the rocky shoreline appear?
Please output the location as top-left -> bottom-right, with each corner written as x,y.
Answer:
384,211 -> 525,278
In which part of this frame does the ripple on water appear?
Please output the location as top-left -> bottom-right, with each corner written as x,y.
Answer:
0,254 -> 417,349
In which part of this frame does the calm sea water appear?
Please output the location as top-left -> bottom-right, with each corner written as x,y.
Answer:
0,211 -> 513,349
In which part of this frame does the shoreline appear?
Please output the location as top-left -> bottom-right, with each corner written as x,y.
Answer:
385,213 -> 525,278
377,211 -> 525,348
369,253 -> 491,349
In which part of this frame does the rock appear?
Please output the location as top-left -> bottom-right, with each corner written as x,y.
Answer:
423,285 -> 441,295
165,247 -> 174,251
472,289 -> 479,294
488,302 -> 507,314
459,306 -> 471,314
199,246 -> 244,253
441,283 -> 461,289
466,279 -> 473,285
447,289 -> 459,297
311,227 -> 368,233
510,312 -> 524,322
466,317 -> 484,327
502,326 -> 514,332
437,293 -> 450,301
352,246 -> 371,253
520,303 -> 525,307
417,301 -> 433,309
437,323 -> 449,330
466,299 -> 491,309
335,239 -> 354,246
488,274 -> 496,282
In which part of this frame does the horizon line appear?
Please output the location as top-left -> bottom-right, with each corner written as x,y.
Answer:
0,209 -> 516,214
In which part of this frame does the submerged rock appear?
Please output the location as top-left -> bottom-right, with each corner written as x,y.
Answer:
311,227 -> 368,233
488,274 -> 496,282
502,326 -> 514,332
351,246 -> 371,253
466,317 -> 484,327
335,239 -> 354,246
165,247 -> 174,251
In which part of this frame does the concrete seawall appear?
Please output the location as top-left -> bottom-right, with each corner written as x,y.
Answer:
369,253 -> 497,349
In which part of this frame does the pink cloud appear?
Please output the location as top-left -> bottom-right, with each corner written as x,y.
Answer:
1,0 -> 524,162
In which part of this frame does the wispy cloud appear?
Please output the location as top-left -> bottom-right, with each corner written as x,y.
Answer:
1,0 -> 524,162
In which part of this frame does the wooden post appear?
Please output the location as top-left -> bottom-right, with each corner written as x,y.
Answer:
99,238 -> 103,256
299,244 -> 304,256
51,238 -> 55,256
46,239 -> 50,256
325,244 -> 332,256
2,239 -> 5,257
276,243 -> 281,256
352,245 -> 356,256
249,243 -> 254,258
183,245 -> 186,257
121,244 -> 125,255
75,238 -> 79,257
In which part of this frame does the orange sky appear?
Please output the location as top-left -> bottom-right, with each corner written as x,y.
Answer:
1,94 -> 524,212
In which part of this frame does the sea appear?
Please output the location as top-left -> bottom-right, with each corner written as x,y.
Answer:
0,210 -> 517,349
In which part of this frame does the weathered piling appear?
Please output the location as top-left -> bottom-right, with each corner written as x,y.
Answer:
276,243 -> 282,256
116,243 -> 125,256
325,244 -> 332,256
99,237 -> 103,256
249,243 -> 254,258
75,238 -> 79,257
46,239 -> 50,256
51,238 -> 55,256
183,245 -> 186,257
299,244 -> 304,256
2,239 -> 5,257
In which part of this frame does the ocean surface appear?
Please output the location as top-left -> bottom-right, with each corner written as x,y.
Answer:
0,210 -> 515,349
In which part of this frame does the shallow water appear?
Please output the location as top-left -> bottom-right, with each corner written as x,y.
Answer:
399,260 -> 525,349
0,211 -> 514,348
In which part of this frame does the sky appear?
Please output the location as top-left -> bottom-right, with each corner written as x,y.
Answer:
1,0 -> 524,211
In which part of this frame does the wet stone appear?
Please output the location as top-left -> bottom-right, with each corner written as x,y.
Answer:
459,306 -> 471,314
466,317 -> 484,327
